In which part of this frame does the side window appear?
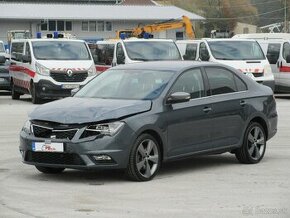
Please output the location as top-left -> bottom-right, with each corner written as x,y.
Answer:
116,43 -> 125,65
282,42 -> 290,61
170,68 -> 205,99
267,43 -> 280,64
234,76 -> 247,92
205,67 -> 238,95
199,42 -> 210,61
105,44 -> 114,66
183,43 -> 197,60
11,42 -> 24,62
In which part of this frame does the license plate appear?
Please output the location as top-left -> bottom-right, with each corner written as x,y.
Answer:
32,142 -> 64,152
62,84 -> 79,89
0,78 -> 5,82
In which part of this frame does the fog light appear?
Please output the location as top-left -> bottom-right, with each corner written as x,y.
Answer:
42,87 -> 46,91
93,155 -> 112,161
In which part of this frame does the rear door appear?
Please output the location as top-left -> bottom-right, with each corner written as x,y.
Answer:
204,66 -> 248,149
165,67 -> 213,157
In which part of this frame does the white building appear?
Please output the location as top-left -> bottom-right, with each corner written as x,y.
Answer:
0,1 -> 204,44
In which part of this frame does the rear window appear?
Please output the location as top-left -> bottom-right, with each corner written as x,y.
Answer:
208,41 -> 265,60
11,42 -> 24,61
90,43 -> 114,65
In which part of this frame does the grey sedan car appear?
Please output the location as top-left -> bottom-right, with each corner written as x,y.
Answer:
20,61 -> 277,181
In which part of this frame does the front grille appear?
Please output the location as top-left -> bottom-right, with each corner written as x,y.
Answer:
50,71 -> 88,82
32,125 -> 77,140
25,151 -> 85,165
252,73 -> 264,78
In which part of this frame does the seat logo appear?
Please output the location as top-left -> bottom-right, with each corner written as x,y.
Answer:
67,69 -> 73,77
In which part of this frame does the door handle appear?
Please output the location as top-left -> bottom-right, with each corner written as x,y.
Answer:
240,100 -> 246,106
203,107 -> 212,113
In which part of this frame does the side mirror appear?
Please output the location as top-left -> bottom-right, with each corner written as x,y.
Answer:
167,92 -> 191,104
92,55 -> 99,64
286,54 -> 290,63
71,88 -> 80,96
200,52 -> 210,61
22,55 -> 31,63
117,53 -> 125,65
0,56 -> 6,64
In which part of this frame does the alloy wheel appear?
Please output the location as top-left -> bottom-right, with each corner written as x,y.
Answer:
247,126 -> 265,160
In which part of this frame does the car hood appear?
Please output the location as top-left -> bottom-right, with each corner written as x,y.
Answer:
30,97 -> 152,124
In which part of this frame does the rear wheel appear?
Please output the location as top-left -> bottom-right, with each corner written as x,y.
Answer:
35,166 -> 65,174
11,81 -> 20,100
31,82 -> 41,104
126,134 -> 161,181
235,122 -> 266,164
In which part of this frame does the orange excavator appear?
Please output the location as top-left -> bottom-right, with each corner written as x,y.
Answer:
117,16 -> 195,39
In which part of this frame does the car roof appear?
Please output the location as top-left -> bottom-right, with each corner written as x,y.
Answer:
111,61 -> 223,72
11,39 -> 86,43
204,38 -> 257,42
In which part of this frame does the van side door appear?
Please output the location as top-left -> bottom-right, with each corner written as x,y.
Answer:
266,43 -> 281,89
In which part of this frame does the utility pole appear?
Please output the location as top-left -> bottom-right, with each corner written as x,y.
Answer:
285,0 -> 287,33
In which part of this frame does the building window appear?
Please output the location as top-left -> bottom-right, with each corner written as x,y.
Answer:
57,21 -> 65,31
176,32 -> 184,40
82,21 -> 89,31
105,22 -> 112,31
89,21 -> 96,32
66,21 -> 72,31
98,21 -> 105,31
49,21 -> 56,31
41,21 -> 47,31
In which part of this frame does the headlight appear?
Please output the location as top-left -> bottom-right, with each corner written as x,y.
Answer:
88,64 -> 97,77
86,121 -> 124,136
35,62 -> 50,76
22,120 -> 32,134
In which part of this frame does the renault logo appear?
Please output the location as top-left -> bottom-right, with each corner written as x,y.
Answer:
67,69 -> 73,77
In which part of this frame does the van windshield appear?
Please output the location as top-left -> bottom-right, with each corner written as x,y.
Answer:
124,41 -> 181,61
32,41 -> 91,60
208,41 -> 265,60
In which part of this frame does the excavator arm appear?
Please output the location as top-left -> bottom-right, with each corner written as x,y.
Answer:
117,16 -> 195,39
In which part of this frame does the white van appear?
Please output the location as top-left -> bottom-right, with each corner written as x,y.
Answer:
9,39 -> 96,103
233,33 -> 290,40
176,39 -> 275,90
256,39 -> 290,92
92,38 -> 182,73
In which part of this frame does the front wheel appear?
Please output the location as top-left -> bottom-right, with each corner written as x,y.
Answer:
235,122 -> 266,164
126,134 -> 161,181
11,82 -> 20,100
35,166 -> 65,174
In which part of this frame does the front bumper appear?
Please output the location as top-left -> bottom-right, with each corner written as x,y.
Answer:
19,125 -> 135,170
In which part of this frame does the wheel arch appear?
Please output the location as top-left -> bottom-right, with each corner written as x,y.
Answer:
248,116 -> 269,140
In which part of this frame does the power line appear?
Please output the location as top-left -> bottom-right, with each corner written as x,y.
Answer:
206,6 -> 289,20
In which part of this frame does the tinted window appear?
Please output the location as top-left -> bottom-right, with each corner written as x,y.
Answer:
183,43 -> 198,60
75,70 -> 174,100
171,68 -> 204,99
267,43 -> 280,64
124,41 -> 181,61
205,67 -> 237,95
25,43 -> 31,56
11,42 -> 24,61
282,42 -> 290,60
208,41 -> 265,60
90,43 -> 114,65
32,41 -> 91,60
116,43 -> 125,65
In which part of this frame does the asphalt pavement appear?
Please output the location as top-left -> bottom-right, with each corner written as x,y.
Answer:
0,92 -> 289,218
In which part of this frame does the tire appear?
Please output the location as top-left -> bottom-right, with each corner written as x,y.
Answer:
35,166 -> 65,174
31,83 -> 41,104
11,82 -> 20,100
235,122 -> 266,164
126,134 -> 161,181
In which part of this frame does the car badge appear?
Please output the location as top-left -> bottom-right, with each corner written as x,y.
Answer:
67,69 -> 73,77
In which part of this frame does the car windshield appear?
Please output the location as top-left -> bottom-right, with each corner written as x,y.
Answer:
0,43 -> 4,52
75,69 -> 174,100
124,41 -> 181,61
208,41 -> 265,60
32,41 -> 91,60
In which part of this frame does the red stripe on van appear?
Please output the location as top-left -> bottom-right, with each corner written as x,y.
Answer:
9,65 -> 36,78
96,65 -> 110,73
